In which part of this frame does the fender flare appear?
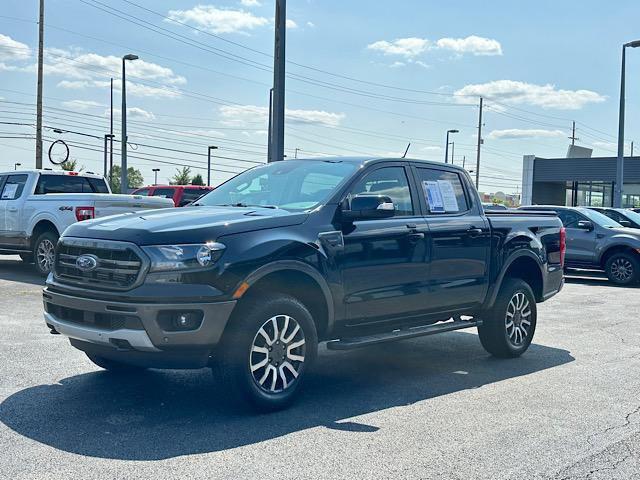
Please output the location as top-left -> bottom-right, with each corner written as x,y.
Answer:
241,260 -> 335,331
484,250 -> 544,310
28,214 -> 62,240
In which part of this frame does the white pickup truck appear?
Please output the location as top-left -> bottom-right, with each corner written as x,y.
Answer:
0,169 -> 174,275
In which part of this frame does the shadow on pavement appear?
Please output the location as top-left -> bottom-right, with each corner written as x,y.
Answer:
0,331 -> 573,460
0,257 -> 44,287
564,273 -> 638,289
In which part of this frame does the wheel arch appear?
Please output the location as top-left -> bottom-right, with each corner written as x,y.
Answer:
30,220 -> 60,249
599,243 -> 640,269
486,251 -> 544,309
235,260 -> 335,339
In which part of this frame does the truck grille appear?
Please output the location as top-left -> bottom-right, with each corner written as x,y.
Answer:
54,239 -> 147,290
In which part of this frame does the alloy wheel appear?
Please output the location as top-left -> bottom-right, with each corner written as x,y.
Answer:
610,257 -> 634,283
505,291 -> 532,346
36,239 -> 55,273
249,314 -> 306,393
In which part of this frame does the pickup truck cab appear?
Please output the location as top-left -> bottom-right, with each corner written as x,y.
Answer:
43,158 -> 565,411
0,170 -> 174,275
521,205 -> 640,285
131,185 -> 213,207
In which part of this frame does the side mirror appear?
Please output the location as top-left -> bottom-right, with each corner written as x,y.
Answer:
619,220 -> 632,227
343,195 -> 395,220
577,220 -> 594,231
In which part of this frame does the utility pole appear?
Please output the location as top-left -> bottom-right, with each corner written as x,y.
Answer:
121,54 -> 138,194
109,78 -> 114,183
207,146 -> 218,186
632,141 -> 635,157
475,97 -> 484,189
270,0 -> 286,162
569,121 -> 578,146
267,88 -> 273,162
35,0 -> 44,169
103,134 -> 114,178
450,141 -> 455,165
462,155 -> 466,169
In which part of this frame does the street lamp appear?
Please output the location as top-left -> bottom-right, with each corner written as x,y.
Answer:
294,147 -> 302,159
121,53 -> 139,194
615,40 -> 640,207
14,163 -> 21,170
207,146 -> 218,186
444,129 -> 458,164
152,168 -> 160,185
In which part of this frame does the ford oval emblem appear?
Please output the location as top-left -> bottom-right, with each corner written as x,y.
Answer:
75,254 -> 98,272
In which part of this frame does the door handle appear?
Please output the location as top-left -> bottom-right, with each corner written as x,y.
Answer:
406,223 -> 417,230
407,232 -> 425,243
466,227 -> 483,237
7,207 -> 18,212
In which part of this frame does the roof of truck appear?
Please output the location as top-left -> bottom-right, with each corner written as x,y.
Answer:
4,169 -> 104,178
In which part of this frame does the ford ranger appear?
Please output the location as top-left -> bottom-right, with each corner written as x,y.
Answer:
43,157 -> 565,411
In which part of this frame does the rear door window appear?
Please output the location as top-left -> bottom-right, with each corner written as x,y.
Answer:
152,188 -> 176,199
87,177 -> 109,193
415,168 -> 470,214
1,174 -> 28,200
180,189 -> 209,204
134,188 -> 151,196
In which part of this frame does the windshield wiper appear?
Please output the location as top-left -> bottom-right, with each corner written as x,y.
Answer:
213,203 -> 279,209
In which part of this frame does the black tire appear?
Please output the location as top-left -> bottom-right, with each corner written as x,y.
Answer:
213,294 -> 318,412
478,278 -> 537,358
86,354 -> 147,373
604,252 -> 640,286
19,253 -> 33,263
32,231 -> 58,276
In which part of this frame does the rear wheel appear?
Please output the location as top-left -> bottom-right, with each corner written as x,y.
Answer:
86,354 -> 147,373
214,294 -> 318,412
605,252 -> 639,285
478,278 -> 537,358
33,231 -> 58,276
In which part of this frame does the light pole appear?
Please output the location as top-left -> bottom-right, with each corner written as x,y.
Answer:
121,53 -> 138,194
207,146 -> 218,186
294,147 -> 302,159
152,168 -> 160,185
615,40 -> 640,207
14,162 -> 21,170
450,141 -> 455,165
444,129 -> 458,164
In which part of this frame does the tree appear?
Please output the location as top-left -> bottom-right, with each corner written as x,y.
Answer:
109,165 -> 145,193
171,166 -> 192,185
191,173 -> 204,186
60,158 -> 84,172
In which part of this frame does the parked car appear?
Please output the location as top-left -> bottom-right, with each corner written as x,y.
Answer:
520,205 -> 640,285
131,185 -> 213,207
43,157 -> 565,411
0,170 -> 174,275
589,207 -> 640,229
631,208 -> 640,214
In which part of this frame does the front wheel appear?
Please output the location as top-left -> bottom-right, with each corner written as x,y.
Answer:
605,253 -> 640,285
33,231 -> 58,276
478,278 -> 537,358
214,294 -> 318,412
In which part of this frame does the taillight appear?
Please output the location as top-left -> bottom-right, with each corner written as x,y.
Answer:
559,227 -> 566,267
75,206 -> 95,222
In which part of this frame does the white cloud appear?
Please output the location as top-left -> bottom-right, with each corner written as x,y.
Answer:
436,35 -> 502,56
109,107 -> 156,121
167,5 -> 268,34
62,100 -> 105,110
240,0 -> 261,6
306,21 -> 315,28
367,37 -> 430,58
0,33 -> 31,61
421,146 -> 442,152
488,128 -> 566,140
219,105 -> 345,127
454,80 -> 606,110
286,19 -> 298,29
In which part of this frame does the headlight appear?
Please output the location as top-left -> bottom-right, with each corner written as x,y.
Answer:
142,242 -> 225,272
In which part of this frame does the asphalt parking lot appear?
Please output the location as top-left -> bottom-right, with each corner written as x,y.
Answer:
0,256 -> 638,480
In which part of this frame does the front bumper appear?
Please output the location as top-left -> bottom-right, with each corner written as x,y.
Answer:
43,287 -> 236,368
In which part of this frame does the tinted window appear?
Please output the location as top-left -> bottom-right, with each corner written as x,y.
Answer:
152,188 -> 176,199
87,177 -> 109,193
134,188 -> 151,196
416,168 -> 469,214
35,175 -> 95,194
181,189 -> 209,204
556,210 -> 582,228
348,166 -> 414,216
1,174 -> 28,200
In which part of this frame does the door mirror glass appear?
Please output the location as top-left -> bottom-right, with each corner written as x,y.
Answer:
343,194 -> 395,220
577,220 -> 594,231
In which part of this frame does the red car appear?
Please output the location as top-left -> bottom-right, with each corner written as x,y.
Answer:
132,185 -> 213,207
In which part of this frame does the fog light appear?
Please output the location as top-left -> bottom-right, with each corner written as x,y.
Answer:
171,311 -> 203,331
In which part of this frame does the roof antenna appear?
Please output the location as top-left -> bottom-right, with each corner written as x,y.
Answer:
402,142 -> 411,158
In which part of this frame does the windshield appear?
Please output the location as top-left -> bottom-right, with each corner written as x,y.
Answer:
619,209 -> 640,225
196,160 -> 358,211
580,208 -> 623,228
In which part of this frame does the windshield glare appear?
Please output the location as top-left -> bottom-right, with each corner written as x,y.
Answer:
580,208 -> 622,228
196,160 -> 357,211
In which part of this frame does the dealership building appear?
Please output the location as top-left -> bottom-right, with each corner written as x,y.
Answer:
521,154 -> 640,208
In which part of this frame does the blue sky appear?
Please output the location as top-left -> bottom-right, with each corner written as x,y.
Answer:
1,0 -> 640,193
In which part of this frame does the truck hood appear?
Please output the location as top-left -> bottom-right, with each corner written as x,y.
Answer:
607,226 -> 640,242
62,205 -> 309,245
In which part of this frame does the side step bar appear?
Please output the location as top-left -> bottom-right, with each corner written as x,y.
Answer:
326,319 -> 482,351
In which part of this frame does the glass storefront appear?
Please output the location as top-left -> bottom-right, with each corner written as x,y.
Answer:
623,183 -> 640,208
565,181 -> 640,207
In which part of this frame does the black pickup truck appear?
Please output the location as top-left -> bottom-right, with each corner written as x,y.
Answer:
43,157 -> 565,410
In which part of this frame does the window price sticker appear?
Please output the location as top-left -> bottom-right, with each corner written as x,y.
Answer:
423,180 -> 459,213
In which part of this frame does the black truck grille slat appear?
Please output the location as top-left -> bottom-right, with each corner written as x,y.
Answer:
54,240 -> 145,290
45,303 -> 143,330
